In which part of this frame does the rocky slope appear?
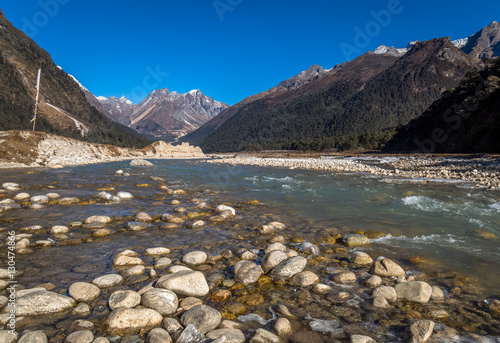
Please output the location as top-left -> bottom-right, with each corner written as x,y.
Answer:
462,21 -> 500,60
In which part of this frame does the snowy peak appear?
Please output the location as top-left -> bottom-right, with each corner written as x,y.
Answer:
374,37 -> 469,57
462,21 -> 500,59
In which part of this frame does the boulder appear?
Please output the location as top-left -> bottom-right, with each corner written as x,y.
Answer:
141,289 -> 178,315
394,281 -> 432,303
104,308 -> 163,335
156,270 -> 209,297
233,261 -> 263,284
181,304 -> 221,334
370,257 -> 405,277
5,288 -> 75,316
372,286 -> 397,302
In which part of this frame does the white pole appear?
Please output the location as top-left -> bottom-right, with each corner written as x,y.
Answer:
32,68 -> 41,131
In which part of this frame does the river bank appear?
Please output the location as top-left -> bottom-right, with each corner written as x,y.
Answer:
0,161 -> 499,342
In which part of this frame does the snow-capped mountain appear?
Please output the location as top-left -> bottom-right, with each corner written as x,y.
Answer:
374,38 -> 469,56
97,96 -> 135,126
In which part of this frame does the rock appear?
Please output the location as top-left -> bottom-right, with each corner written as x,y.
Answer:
104,308 -> 163,335
233,260 -> 263,284
394,281 -> 432,303
59,197 -> 80,205
270,256 -> 307,279
14,193 -> 30,201
373,296 -> 391,308
146,328 -> 172,343
117,250 -> 139,257
130,159 -> 154,166
64,330 -> 94,343
181,304 -> 221,334
123,265 -> 146,276
488,299 -> 500,315
351,335 -> 376,343
157,270 -> 209,297
182,251 -> 208,265
250,328 -> 280,343
312,283 -> 332,295
113,255 -> 144,266
50,225 -> 69,235
180,297 -> 203,311
169,265 -> 192,273
189,220 -> 205,229
364,275 -> 382,288
473,230 -> 498,240
240,250 -> 256,260
6,288 -> 75,316
97,192 -> 113,201
154,258 -> 172,268
343,234 -> 370,247
215,205 -> 236,216
109,290 -> 141,310
207,328 -> 245,343
274,318 -> 292,336
264,242 -> 287,254
69,282 -> 101,302
2,182 -> 19,190
117,191 -> 134,200
72,303 -> 90,316
141,289 -> 178,315
370,257 -> 406,277
30,195 -> 49,204
85,215 -> 112,224
135,212 -> 152,222
163,317 -> 183,335
298,242 -> 320,255
0,331 -> 18,343
145,247 -> 170,255
92,338 -> 110,343
176,324 -> 204,343
291,271 -> 319,287
18,331 -> 48,343
372,286 -> 397,302
126,222 -> 149,231
261,250 -> 288,273
407,320 -> 434,343
352,251 -> 373,265
92,274 -> 124,288
332,271 -> 357,284
431,286 -> 444,301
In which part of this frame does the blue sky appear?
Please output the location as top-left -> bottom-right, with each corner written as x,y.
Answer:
2,0 -> 499,105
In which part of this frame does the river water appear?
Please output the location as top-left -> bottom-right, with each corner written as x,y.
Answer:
1,158 -> 499,297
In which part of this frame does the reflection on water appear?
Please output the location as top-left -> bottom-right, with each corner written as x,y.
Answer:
1,159 -> 500,295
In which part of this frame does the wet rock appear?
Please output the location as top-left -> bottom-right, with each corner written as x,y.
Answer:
92,274 -> 124,288
92,228 -> 112,237
141,289 -> 178,315
189,220 -> 205,229
109,290 -> 141,310
68,319 -> 94,333
269,235 -> 286,243
69,282 -> 101,302
126,222 -> 149,231
394,281 -> 432,303
373,296 -> 391,308
473,230 -> 498,240
30,195 -> 50,204
370,257 -> 405,277
274,318 -> 292,336
364,275 -> 382,288
85,215 -> 112,224
240,293 -> 264,306
2,182 -> 19,190
92,338 -> 110,343
104,308 -> 163,335
64,330 -> 94,343
163,317 -> 183,335
18,331 -> 48,343
180,297 -> 203,311
233,260 -> 263,284
226,302 -> 246,315
352,251 -> 373,265
169,265 -> 192,273
14,193 -> 30,201
135,212 -> 152,222
123,265 -> 146,277
216,205 -> 236,216
407,320 -> 434,343
291,271 -> 319,287
161,223 -> 180,229
97,192 -> 113,201
261,250 -> 288,273
157,270 -> 209,297
181,304 -> 221,334
372,286 -> 397,302
343,234 -> 370,247
270,256 -> 307,279
264,242 -> 287,254
312,283 -> 332,295
488,299 -> 500,315
113,255 -> 144,267
298,242 -> 320,255
146,328 -> 172,343
176,324 -> 204,343
154,257 -> 172,268
16,238 -> 31,249
0,331 -> 18,343
59,197 -> 80,205
332,271 -> 357,284
72,303 -> 90,316
117,191 -> 134,200
182,251 -> 207,265
145,247 -> 170,255
250,328 -> 280,343
240,250 -> 256,260
207,328 -> 245,343
351,335 -> 376,343
130,159 -> 154,166
6,288 -> 75,316
174,207 -> 187,213
431,286 -> 444,301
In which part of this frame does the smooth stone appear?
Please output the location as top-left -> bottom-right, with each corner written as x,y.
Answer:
85,216 -> 112,224
146,328 -> 172,343
372,286 -> 397,302
488,299 -> 500,315
176,324 -> 204,343
97,192 -> 113,200
64,330 -> 94,343
351,335 -> 376,343
407,320 -> 435,343
59,197 -> 80,205
92,228 -> 112,237
169,265 -> 191,273
68,319 -> 94,332
50,225 -> 70,235
135,212 -> 152,222
274,318 -> 292,336
117,249 -> 139,257
2,182 -> 19,190
104,308 -> 163,335
344,234 -> 370,247
18,331 -> 48,343
93,338 -> 110,343
161,223 -> 180,229
163,317 -> 183,335
145,247 -> 170,255
141,289 -> 178,315
233,261 -> 263,284
267,221 -> 286,229
30,195 -> 49,204
126,222 -> 148,231
270,256 -> 307,279
156,270 -> 209,297
264,242 -> 287,254
0,331 -> 18,343
312,283 -> 333,295
0,296 -> 8,308
298,242 -> 320,255
109,290 -> 141,310
291,271 -> 319,287
13,193 -> 30,201
92,274 -> 124,288
180,297 -> 203,311
250,328 -> 280,343
332,271 -> 357,284
261,250 -> 288,273
117,191 -> 134,200
5,289 -> 75,316
370,257 -> 406,277
364,275 -> 383,288
352,251 -> 373,265
394,281 -> 432,303
431,286 -> 445,301
206,328 -> 245,343
69,282 -> 101,302
181,304 -> 221,334
215,205 -> 235,216
373,296 -> 391,308
16,238 -> 30,249
154,258 -> 172,268
113,255 -> 144,266
190,220 -> 205,229
240,251 -> 256,260
72,303 -> 90,316
123,265 -> 146,276
182,251 -> 208,265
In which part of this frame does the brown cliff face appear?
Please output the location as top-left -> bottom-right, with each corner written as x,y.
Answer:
462,21 -> 500,60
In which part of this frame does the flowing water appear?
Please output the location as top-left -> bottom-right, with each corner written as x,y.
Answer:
1,158 -> 500,296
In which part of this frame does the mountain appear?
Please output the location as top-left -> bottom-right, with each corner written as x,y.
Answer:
197,37 -> 478,152
462,21 -> 500,60
91,88 -> 228,141
180,64 -> 337,146
0,9 -> 150,148
385,57 -> 500,153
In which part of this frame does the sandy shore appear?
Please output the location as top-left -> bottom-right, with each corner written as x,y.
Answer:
204,154 -> 500,188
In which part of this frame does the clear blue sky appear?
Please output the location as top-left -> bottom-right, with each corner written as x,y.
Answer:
2,0 -> 499,105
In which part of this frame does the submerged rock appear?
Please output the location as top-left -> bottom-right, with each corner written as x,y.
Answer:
343,234 -> 370,247
270,256 -> 307,279
92,274 -> 124,288
182,251 -> 208,265
109,290 -> 141,310
207,328 -> 246,343
181,304 -> 221,334
18,331 -> 48,343
233,260 -> 263,284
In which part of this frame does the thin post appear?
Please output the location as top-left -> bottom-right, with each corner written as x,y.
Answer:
32,68 -> 41,131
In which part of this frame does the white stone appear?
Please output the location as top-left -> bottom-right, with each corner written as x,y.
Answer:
92,274 -> 123,288
141,289 -> 178,315
104,308 -> 163,335
156,270 -> 209,297
109,290 -> 141,310
182,251 -> 207,265
69,282 -> 101,302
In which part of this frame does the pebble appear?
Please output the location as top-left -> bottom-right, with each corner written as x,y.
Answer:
343,234 -> 370,247
156,270 -> 210,297
126,221 -> 149,231
141,289 -> 178,315
372,285 -> 397,302
113,255 -> 144,266
233,260 -> 263,284
352,251 -> 373,265
312,283 -> 333,295
30,195 -> 49,204
163,317 -> 183,335
180,297 -> 203,311
123,265 -> 146,276
145,247 -> 171,255
72,303 -> 90,316
109,290 -> 141,310
431,286 -> 445,301
0,331 -> 18,343
250,328 -> 280,343
2,182 -> 19,190
364,275 -> 382,288
182,251 -> 208,265
69,282 -> 101,302
85,215 -> 112,224
332,271 -> 357,284
14,288 -> 75,316
181,304 -> 222,334
264,242 -> 287,254
351,335 -> 376,343
216,204 -> 236,216
291,271 -> 319,287
92,274 -> 124,288
135,212 -> 152,222
51,225 -> 69,234
154,258 -> 172,268
146,328 -> 172,343
274,318 -> 292,336
64,330 -> 94,343
373,296 -> 391,308
117,191 -> 134,200
13,193 -> 30,201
